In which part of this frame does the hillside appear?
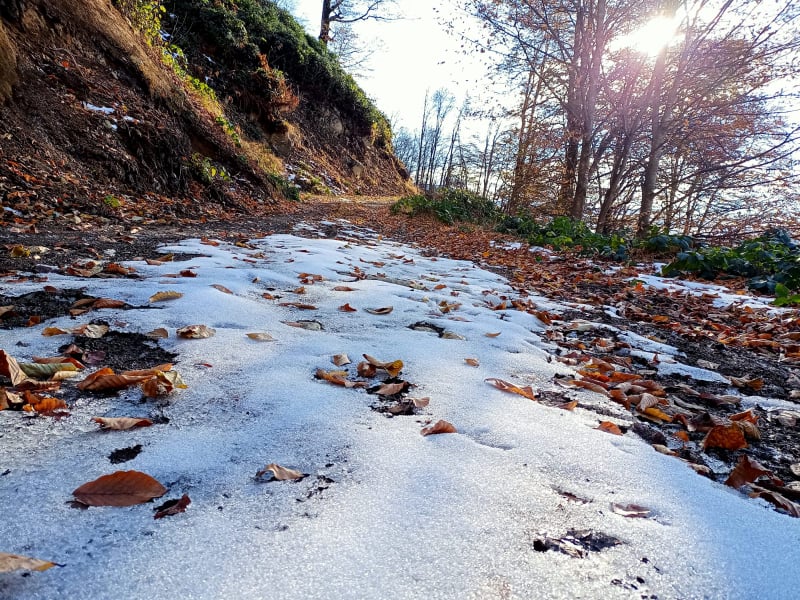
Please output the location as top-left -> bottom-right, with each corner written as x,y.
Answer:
0,0 -> 411,224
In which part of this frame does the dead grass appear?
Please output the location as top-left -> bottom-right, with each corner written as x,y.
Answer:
0,22 -> 17,102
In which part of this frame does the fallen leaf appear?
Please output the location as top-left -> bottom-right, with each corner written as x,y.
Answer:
702,423 -> 748,451
154,494 -> 191,519
675,430 -> 690,442
176,324 -> 216,339
0,350 -> 28,386
332,353 -> 351,366
180,270 -> 197,278
595,421 -> 623,435
464,358 -> 480,367
333,286 -> 357,291
211,284 -> 233,294
485,377 -> 536,401
556,400 -> 579,411
72,470 -> 167,506
363,354 -> 403,377
146,328 -> 169,339
73,323 -> 109,338
421,419 -> 457,436
279,302 -> 317,310
730,376 -> 764,392
410,397 -> 430,408
149,291 -> 183,303
338,303 -> 358,312
255,463 -> 306,481
484,332 -> 501,338
283,320 -> 323,330
375,381 -> 407,396
357,361 -> 377,378
92,298 -> 127,309
141,370 -> 187,398
246,332 -> 276,342
0,552 -> 57,573
315,368 -> 364,388
610,503 -> 652,518
19,362 -> 77,379
77,368 -> 152,392
42,327 -> 70,336
92,417 -> 154,430
365,306 -> 393,315
750,485 -> 800,517
725,455 -> 782,488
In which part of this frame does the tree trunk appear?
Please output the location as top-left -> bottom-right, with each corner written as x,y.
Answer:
319,0 -> 332,44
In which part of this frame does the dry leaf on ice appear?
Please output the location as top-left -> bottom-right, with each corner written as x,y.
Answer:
72,470 -> 167,507
333,286 -> 357,292
141,370 -> 187,398
255,463 -> 306,481
610,503 -> 652,518
176,324 -> 216,339
332,353 -> 351,366
363,354 -> 403,377
0,552 -> 57,573
595,421 -> 624,435
484,332 -> 501,338
211,284 -> 233,294
77,368 -> 152,392
149,291 -> 183,303
92,417 -> 154,430
247,332 -> 276,342
338,303 -> 358,312
282,320 -> 323,330
146,327 -> 169,339
154,494 -> 191,519
465,358 -> 480,367
702,423 -> 748,451
0,349 -> 30,386
365,306 -> 393,315
421,420 -> 457,436
485,377 -> 536,401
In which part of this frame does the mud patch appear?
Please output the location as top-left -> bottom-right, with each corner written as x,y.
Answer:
65,331 -> 176,372
0,289 -> 91,328
109,444 -> 142,464
532,530 -> 622,558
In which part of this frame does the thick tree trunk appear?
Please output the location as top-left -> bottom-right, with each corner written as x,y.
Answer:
319,0 -> 332,44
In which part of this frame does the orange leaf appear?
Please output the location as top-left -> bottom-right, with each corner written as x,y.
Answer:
149,291 -> 183,303
333,286 -> 357,292
595,421 -> 623,435
92,298 -> 127,309
42,327 -> 70,336
484,332 -> 501,338
556,400 -> 578,411
176,324 -> 216,339
0,552 -> 57,572
640,407 -> 673,423
485,377 -> 536,401
675,430 -> 690,443
464,358 -> 479,367
76,368 -> 151,392
362,355 -> 403,377
730,409 -> 759,424
279,302 -> 317,310
570,379 -> 609,396
339,303 -> 358,312
72,470 -> 167,507
702,424 -> 748,451
421,419 -> 457,436
92,417 -> 154,430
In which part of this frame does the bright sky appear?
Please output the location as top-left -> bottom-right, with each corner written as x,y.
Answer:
3,218 -> 800,598
290,0 -> 489,129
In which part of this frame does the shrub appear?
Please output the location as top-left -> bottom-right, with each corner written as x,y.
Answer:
391,189 -> 500,225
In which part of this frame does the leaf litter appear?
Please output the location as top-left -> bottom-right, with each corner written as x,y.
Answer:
2,227 -> 800,598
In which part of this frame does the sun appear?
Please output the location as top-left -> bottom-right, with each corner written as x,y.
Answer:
614,15 -> 681,57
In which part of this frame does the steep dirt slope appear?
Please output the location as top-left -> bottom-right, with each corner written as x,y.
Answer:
0,0 -> 411,228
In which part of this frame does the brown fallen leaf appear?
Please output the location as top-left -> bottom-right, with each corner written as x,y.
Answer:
421,420 -> 458,436
595,421 -> 623,435
255,463 -> 306,481
363,354 -> 403,377
556,400 -> 579,411
92,417 -> 154,430
365,306 -> 393,315
357,361 -> 377,378
33,356 -> 85,369
750,485 -> 800,517
0,552 -> 57,573
730,376 -> 764,392
146,328 -> 169,339
73,323 -> 109,339
176,324 -> 216,339
247,332 -> 276,341
42,327 -> 70,336
141,370 -> 187,398
338,303 -> 358,312
283,320 -> 323,330
315,368 -> 365,388
333,286 -> 357,292
0,350 -> 29,386
332,353 -> 351,366
77,368 -> 152,392
485,377 -> 536,401
702,423 -> 748,451
484,332 -> 501,338
375,381 -> 408,396
465,358 -> 480,367
72,470 -> 167,507
725,455 -> 782,488
92,298 -> 127,309
211,284 -> 233,294
154,494 -> 191,519
610,503 -> 652,518
409,397 -> 430,408
279,302 -> 317,310
149,291 -> 183,303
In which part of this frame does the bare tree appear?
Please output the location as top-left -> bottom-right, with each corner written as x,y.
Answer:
318,0 -> 397,45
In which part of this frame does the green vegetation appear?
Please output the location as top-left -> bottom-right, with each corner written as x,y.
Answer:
661,229 -> 800,293
266,173 -> 300,201
191,153 -> 230,183
391,189 -> 499,225
163,0 -> 391,147
115,0 -> 165,46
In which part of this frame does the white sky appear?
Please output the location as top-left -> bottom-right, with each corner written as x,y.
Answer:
2,219 -> 800,598
290,0 -> 492,130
